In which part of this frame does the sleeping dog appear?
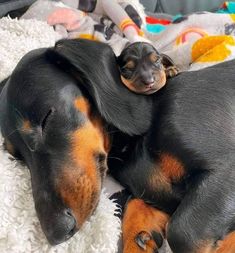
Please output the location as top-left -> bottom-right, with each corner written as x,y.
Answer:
117,42 -> 179,94
0,39 -> 235,253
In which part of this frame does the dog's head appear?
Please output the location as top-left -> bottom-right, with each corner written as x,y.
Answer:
0,40 -> 153,245
0,49 -> 110,245
117,42 -> 174,94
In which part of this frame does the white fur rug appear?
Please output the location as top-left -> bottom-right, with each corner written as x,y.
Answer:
0,17 -> 121,253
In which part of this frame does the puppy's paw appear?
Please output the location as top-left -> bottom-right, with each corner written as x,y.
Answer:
165,66 -> 179,78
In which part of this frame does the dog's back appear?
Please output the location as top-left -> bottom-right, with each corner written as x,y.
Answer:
155,60 -> 235,165
109,59 -> 235,253
152,61 -> 235,252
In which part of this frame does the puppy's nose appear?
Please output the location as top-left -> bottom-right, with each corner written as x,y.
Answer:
144,80 -> 155,88
143,77 -> 155,87
47,208 -> 77,245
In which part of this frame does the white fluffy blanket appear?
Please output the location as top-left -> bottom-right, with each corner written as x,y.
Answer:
0,17 -> 121,253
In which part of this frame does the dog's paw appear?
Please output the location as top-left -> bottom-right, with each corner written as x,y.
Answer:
122,199 -> 169,253
135,230 -> 164,253
123,229 -> 163,253
165,66 -> 179,78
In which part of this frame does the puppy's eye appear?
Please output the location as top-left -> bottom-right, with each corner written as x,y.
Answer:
150,53 -> 160,63
125,60 -> 135,70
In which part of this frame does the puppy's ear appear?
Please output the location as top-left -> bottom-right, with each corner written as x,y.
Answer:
161,54 -> 175,68
161,54 -> 179,78
46,39 -> 153,136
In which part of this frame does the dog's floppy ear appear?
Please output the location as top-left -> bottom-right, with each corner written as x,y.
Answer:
161,54 -> 175,68
46,39 -> 153,136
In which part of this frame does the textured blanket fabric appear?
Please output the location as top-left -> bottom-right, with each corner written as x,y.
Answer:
0,17 -> 121,253
147,12 -> 235,71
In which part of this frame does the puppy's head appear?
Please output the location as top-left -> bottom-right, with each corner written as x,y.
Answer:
117,42 -> 167,94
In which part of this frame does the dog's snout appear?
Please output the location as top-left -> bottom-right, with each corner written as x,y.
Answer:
145,81 -> 155,88
143,78 -> 155,87
47,208 -> 77,245
63,209 -> 77,232
64,208 -> 73,218
140,71 -> 155,86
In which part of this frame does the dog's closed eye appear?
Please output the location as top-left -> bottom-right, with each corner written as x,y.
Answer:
149,53 -> 161,64
41,108 -> 55,133
125,60 -> 136,70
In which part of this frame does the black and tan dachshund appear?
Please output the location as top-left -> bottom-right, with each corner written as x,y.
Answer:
117,42 -> 179,94
0,39 -> 235,253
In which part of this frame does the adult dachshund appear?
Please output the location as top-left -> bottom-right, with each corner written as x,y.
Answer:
0,39 -> 235,253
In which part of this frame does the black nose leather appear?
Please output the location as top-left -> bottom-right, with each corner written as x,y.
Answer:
47,208 -> 77,245
143,79 -> 155,89
142,77 -> 155,86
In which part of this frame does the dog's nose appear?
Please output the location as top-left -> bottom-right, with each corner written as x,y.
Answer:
47,208 -> 77,245
143,78 -> 155,88
144,80 -> 155,89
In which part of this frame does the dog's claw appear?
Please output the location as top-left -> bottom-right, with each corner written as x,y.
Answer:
135,231 -> 152,251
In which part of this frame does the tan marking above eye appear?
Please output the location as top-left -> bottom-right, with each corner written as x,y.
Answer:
22,120 -> 32,132
125,60 -> 135,69
150,52 -> 159,63
74,97 -> 90,115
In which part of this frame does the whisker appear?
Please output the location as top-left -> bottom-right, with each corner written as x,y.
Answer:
139,189 -> 146,199
108,156 -> 124,162
5,128 -> 21,138
106,129 -> 120,134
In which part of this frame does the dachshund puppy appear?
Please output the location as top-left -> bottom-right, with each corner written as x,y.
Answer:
117,42 -> 179,94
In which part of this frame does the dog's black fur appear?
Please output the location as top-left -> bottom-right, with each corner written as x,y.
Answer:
0,39 -> 235,252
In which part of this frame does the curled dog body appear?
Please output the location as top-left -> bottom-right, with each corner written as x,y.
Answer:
1,39 -> 235,253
